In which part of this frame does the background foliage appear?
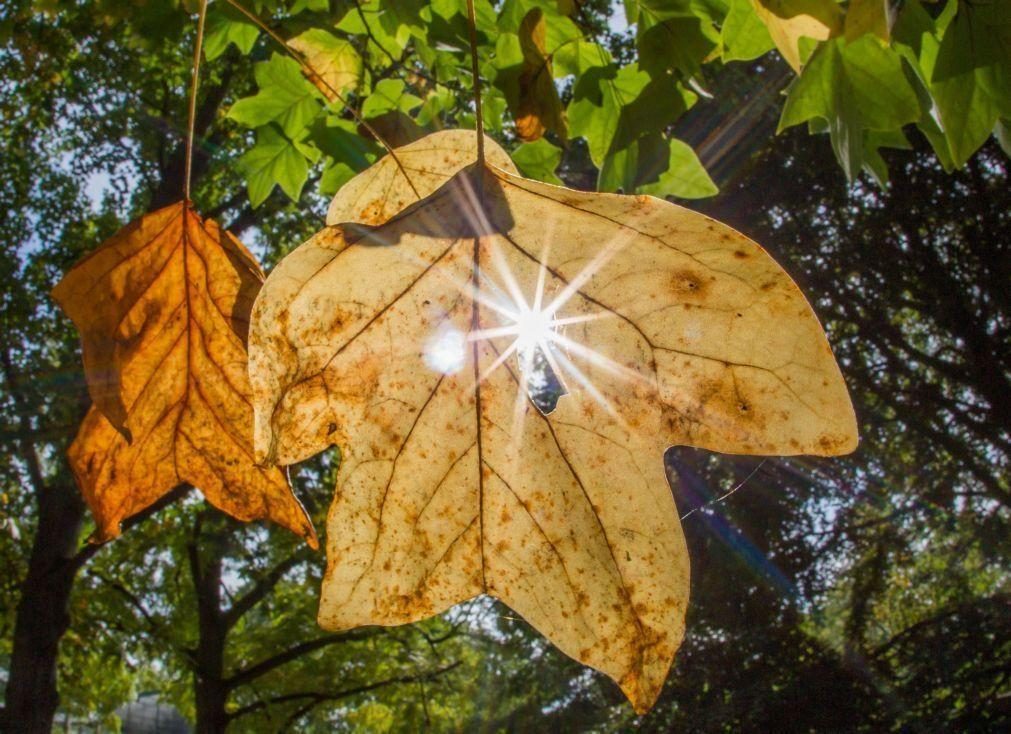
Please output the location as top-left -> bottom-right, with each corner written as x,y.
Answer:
1,0 -> 1009,730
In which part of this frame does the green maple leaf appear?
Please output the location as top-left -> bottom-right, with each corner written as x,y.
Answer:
721,0 -> 774,62
203,5 -> 259,60
511,138 -> 564,184
570,64 -> 697,191
930,0 -> 1011,166
638,136 -> 718,199
238,125 -> 318,207
228,54 -> 323,137
779,36 -> 920,181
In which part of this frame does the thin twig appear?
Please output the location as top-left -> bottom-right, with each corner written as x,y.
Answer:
222,0 -> 419,197
465,0 -> 485,165
352,0 -> 456,93
679,463 -> 764,521
184,0 -> 210,202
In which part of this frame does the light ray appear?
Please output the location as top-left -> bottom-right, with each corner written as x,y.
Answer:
544,231 -> 634,315
551,331 -> 651,386
550,348 -> 631,430
416,222 -> 645,421
478,340 -> 520,385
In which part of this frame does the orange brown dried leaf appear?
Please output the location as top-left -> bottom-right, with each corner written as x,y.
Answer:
53,201 -> 317,547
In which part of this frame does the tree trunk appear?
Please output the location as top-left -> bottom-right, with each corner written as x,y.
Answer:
190,518 -> 230,734
194,669 -> 230,734
2,482 -> 86,734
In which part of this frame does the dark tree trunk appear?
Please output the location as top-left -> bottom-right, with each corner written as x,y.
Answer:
190,518 -> 231,734
2,483 -> 86,734
194,667 -> 230,734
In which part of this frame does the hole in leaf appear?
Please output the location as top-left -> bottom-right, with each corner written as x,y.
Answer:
521,343 -> 566,415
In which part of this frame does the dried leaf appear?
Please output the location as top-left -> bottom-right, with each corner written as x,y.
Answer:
53,202 -> 317,546
326,129 -> 517,226
751,0 -> 843,72
289,28 -> 363,102
515,8 -> 567,141
249,133 -> 856,711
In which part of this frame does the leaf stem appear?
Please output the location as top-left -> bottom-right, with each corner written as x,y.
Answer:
222,0 -> 418,198
465,0 -> 485,165
184,0 -> 210,202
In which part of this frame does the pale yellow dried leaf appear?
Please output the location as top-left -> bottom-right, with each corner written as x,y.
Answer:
53,202 -> 317,546
326,129 -> 517,226
751,0 -> 844,72
290,29 -> 362,102
249,134 -> 856,712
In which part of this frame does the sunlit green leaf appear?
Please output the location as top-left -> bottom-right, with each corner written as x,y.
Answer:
203,5 -> 259,60
228,54 -> 323,137
636,0 -> 719,77
779,36 -> 919,180
569,64 -> 695,169
638,136 -> 718,198
289,0 -> 329,13
510,138 -> 564,183
931,1 -> 1011,166
553,40 -> 612,77
238,125 -> 313,206
721,0 -> 774,62
361,79 -> 424,119
862,128 -> 910,186
996,118 -> 1011,158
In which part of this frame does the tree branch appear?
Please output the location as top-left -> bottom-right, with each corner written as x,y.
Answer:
227,660 -> 462,722
225,629 -> 380,689
1,344 -> 51,499
221,555 -> 301,631
70,485 -> 192,570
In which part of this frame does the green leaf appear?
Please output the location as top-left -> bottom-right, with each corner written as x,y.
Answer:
498,0 -> 581,41
319,161 -> 358,196
511,139 -> 564,184
638,136 -> 718,199
553,40 -> 613,77
361,79 -> 424,119
931,1 -> 1011,166
995,118 -> 1011,159
891,0 -> 954,170
228,54 -> 322,137
862,128 -> 910,186
691,0 -> 730,25
336,1 -> 412,59
599,133 -> 655,193
427,0 -> 497,49
779,36 -> 920,180
624,0 -> 641,25
416,87 -> 457,126
238,125 -> 311,207
569,64 -> 695,169
721,0 -> 774,62
844,0 -> 890,42
203,6 -> 259,61
289,0 -> 329,13
480,89 -> 508,133
309,117 -> 381,171
636,0 -> 719,78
